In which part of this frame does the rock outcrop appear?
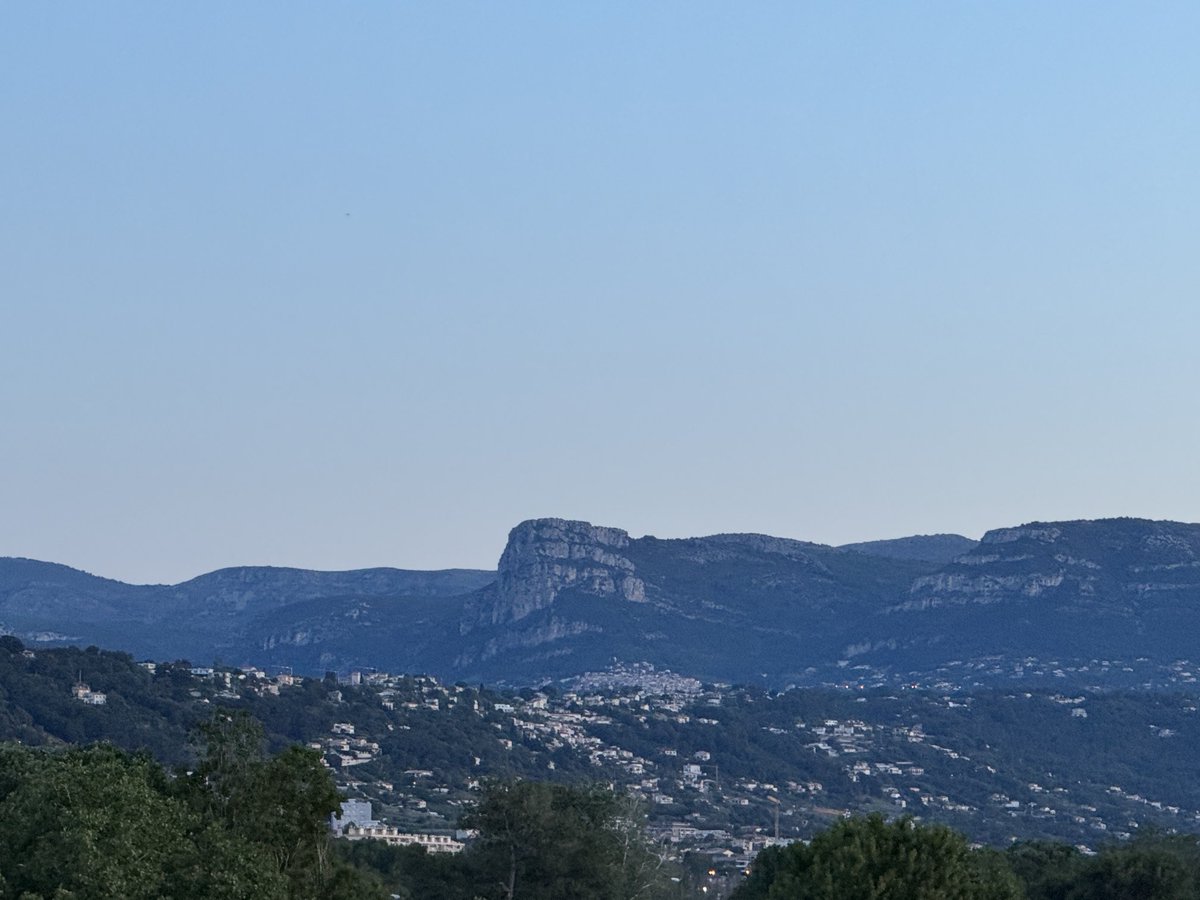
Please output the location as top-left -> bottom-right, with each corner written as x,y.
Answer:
11,516 -> 1200,687
468,519 -> 647,628
896,518 -> 1200,612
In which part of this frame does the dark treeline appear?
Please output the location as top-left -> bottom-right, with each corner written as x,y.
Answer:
5,714 -> 1200,899
337,779 -> 676,900
0,711 -> 368,899
733,814 -> 1200,900
0,711 -> 678,900
0,638 -> 593,785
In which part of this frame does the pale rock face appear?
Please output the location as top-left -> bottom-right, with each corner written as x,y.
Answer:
955,553 -> 1033,566
466,617 -> 603,664
982,526 -> 1064,545
473,519 -> 647,627
897,520 -> 1200,615
896,571 -> 1069,610
1142,533 -> 1198,557
622,575 -> 646,602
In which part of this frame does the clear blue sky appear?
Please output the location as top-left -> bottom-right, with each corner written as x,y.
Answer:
3,4 -> 1199,583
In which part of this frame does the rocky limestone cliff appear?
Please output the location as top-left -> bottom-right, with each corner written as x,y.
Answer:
895,519 -> 1200,612
467,519 -> 647,629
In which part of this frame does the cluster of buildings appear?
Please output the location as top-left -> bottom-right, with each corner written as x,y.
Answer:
845,654 -> 1200,693
330,799 -> 465,854
71,680 -> 106,706
313,721 -> 382,769
63,653 -> 1200,863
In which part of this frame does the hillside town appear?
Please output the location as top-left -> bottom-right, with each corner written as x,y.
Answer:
82,655 -> 1200,874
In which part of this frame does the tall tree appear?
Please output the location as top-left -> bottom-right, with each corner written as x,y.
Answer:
187,708 -> 268,822
732,814 -> 1021,900
185,709 -> 377,899
0,743 -> 285,899
1063,836 -> 1197,900
462,779 -> 672,900
1005,840 -> 1083,900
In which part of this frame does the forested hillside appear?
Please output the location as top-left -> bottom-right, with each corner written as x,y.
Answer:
4,638 -> 1200,850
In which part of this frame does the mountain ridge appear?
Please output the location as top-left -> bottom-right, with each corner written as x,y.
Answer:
838,533 -> 978,564
5,516 -> 1200,686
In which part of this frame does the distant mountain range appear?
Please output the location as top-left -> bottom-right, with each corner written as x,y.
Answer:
4,517 -> 1200,686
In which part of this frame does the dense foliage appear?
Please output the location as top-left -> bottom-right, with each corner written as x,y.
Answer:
0,637 -> 200,761
7,714 -> 1200,900
0,712 -> 379,899
734,816 -> 1200,900
0,715 -> 675,899
732,815 -> 1020,900
460,780 -> 671,900
340,779 -> 676,899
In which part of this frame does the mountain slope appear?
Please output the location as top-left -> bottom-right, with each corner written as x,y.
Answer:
7,517 -> 1200,687
453,519 -> 937,683
838,534 -> 978,564
850,517 -> 1200,668
0,558 -> 495,663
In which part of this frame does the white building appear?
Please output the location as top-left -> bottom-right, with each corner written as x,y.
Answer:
341,825 -> 465,854
72,682 -> 106,706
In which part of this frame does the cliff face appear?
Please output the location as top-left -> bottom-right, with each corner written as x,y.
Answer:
11,517 -> 1200,687
0,559 -> 496,663
469,519 -> 647,628
897,519 -> 1200,612
449,519 -> 936,682
830,518 -> 1200,670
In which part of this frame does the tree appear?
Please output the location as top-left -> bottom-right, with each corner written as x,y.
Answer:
0,742 -> 285,900
731,814 -> 1021,900
251,746 -> 346,895
0,744 -> 188,898
334,840 -> 473,900
184,709 -> 379,899
188,708 -> 268,822
1005,840 -> 1083,900
737,845 -> 791,900
461,779 -> 672,900
1063,836 -> 1197,900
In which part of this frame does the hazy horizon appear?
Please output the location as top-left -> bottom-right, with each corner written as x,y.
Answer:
5,4 -> 1199,584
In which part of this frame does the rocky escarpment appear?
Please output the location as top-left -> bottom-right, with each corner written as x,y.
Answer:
16,516 -> 1200,686
466,519 -> 647,629
453,520 -> 936,682
0,558 -> 496,662
894,518 -> 1200,613
827,518 -> 1200,669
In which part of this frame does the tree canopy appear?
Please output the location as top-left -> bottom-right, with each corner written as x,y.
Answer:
0,711 -> 383,900
732,814 -> 1021,900
461,779 -> 670,900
